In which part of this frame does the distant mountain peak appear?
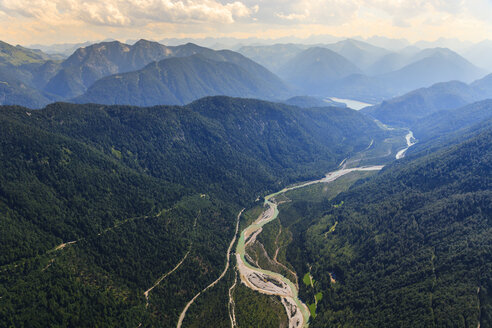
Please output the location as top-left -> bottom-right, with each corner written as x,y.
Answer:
180,42 -> 206,50
73,40 -> 128,55
133,39 -> 154,45
277,45 -> 361,95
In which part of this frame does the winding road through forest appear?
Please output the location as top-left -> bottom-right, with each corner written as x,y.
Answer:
177,209 -> 244,328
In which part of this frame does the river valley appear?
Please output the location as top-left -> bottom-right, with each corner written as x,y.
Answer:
234,165 -> 384,327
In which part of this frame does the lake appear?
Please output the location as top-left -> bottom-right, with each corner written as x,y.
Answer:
328,97 -> 373,110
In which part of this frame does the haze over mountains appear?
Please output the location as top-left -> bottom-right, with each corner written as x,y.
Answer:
46,40 -> 279,99
238,39 -> 488,102
1,39 -> 291,108
285,43 -> 485,101
277,47 -> 362,95
323,39 -> 391,71
74,54 -> 290,106
0,36 -> 489,109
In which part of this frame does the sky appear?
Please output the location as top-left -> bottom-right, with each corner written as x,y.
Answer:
0,0 -> 491,46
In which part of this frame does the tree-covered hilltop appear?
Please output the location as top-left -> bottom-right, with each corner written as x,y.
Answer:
279,121 -> 491,327
0,96 -> 398,326
73,53 -> 291,106
46,40 -> 288,100
0,112 -> 185,266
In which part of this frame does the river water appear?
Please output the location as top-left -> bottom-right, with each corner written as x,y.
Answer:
395,131 -> 416,159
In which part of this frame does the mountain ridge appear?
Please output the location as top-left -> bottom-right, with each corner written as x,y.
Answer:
74,54 -> 291,106
363,73 -> 492,126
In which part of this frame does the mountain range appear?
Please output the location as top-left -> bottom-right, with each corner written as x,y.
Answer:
363,73 -> 492,126
0,41 -> 61,107
238,40 -> 488,102
0,37 -> 490,109
237,43 -> 305,73
311,47 -> 486,102
322,39 -> 391,71
0,39 -> 292,108
44,40 -> 256,99
74,53 -> 290,106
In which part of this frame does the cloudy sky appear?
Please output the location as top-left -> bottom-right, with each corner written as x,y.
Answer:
0,0 -> 491,45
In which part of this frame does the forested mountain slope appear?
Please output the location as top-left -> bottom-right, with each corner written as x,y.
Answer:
282,121 -> 492,327
45,40 -> 290,101
0,96 -> 398,326
411,99 -> 492,142
0,40 -> 49,66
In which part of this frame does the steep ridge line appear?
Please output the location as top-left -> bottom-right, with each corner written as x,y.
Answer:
177,208 -> 244,328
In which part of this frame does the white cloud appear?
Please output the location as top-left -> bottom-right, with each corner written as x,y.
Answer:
239,0 -> 492,26
127,0 -> 254,24
0,0 -> 491,44
360,0 -> 492,23
80,2 -> 131,25
0,0 -> 255,26
276,9 -> 309,21
241,0 -> 360,25
1,0 -> 490,27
